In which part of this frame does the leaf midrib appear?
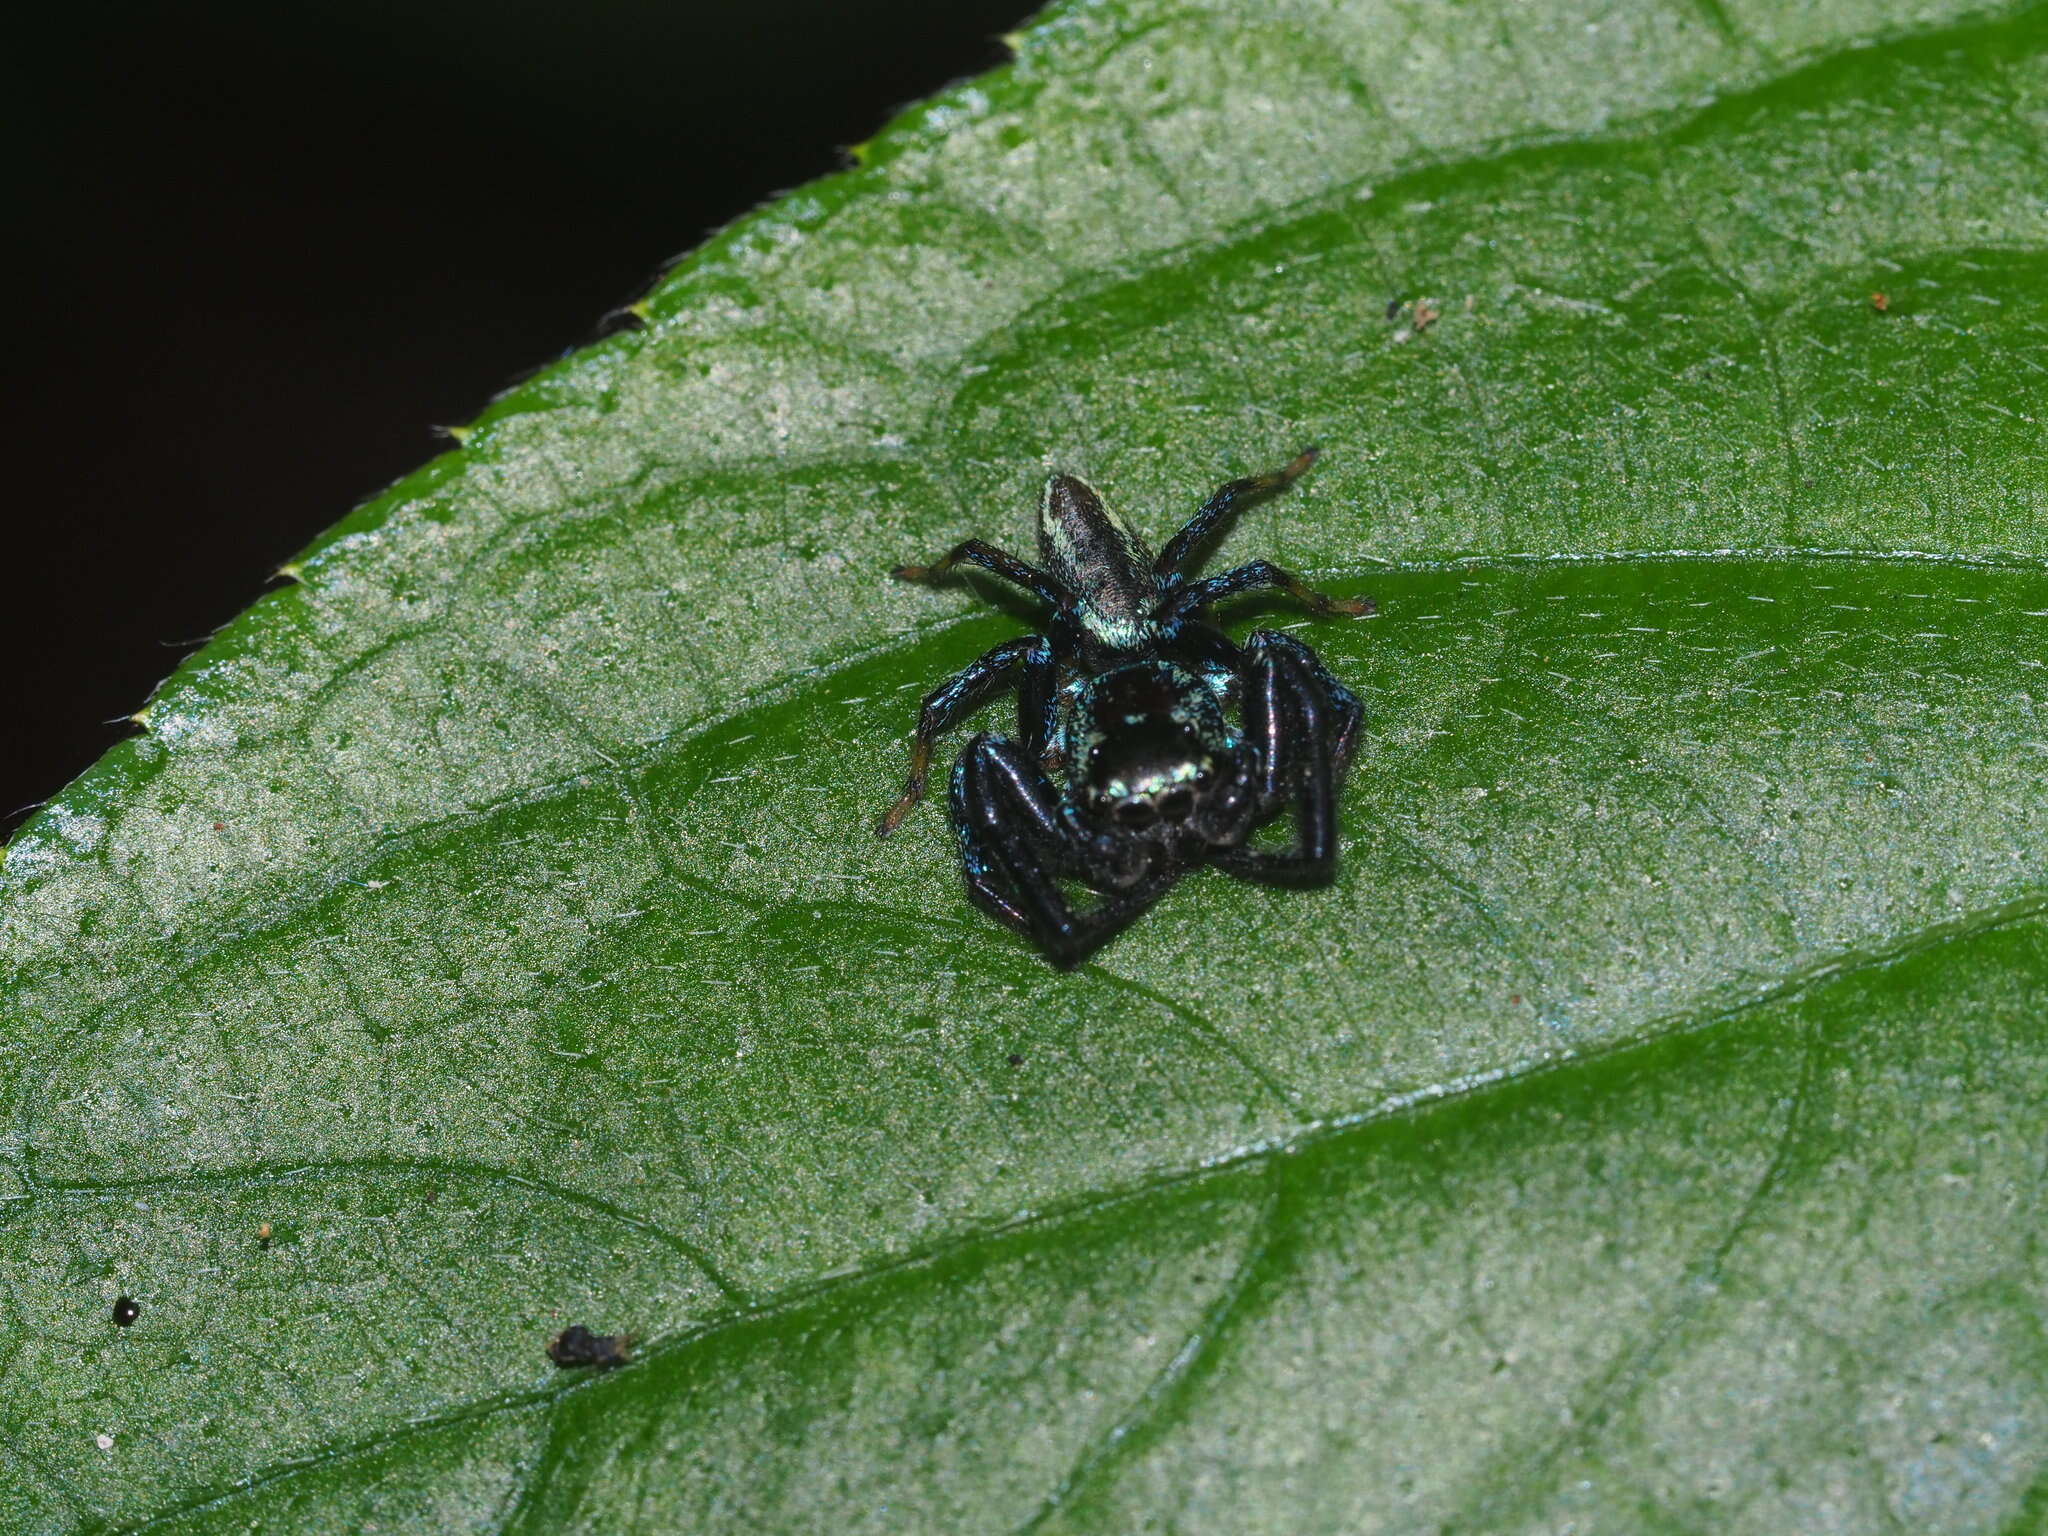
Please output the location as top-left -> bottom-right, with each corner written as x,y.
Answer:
13,543 -> 2031,1006
16,541 -> 2037,1227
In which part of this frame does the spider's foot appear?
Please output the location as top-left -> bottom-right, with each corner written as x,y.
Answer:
876,749 -> 934,835
875,788 -> 921,838
1278,445 -> 1321,484
877,741 -> 935,838
1283,575 -> 1374,618
1240,447 -> 1322,499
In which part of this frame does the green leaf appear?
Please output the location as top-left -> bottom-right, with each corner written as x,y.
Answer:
4,0 -> 2045,1529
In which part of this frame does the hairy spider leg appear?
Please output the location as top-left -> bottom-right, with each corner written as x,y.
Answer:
1162,558 -> 1373,624
891,539 -> 1076,611
876,635 -> 1059,837
950,734 -> 1176,970
1209,629 -> 1362,888
1152,447 -> 1321,580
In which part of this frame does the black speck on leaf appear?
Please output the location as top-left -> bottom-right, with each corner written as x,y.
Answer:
548,1324 -> 629,1370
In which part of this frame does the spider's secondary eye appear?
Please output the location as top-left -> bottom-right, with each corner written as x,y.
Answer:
1115,800 -> 1157,829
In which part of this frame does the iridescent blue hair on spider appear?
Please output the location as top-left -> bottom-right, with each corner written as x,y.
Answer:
877,449 -> 1373,970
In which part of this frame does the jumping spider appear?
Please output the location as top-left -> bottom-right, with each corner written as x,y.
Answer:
877,449 -> 1371,969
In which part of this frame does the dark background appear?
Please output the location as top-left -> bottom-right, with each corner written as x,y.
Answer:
9,0 -> 1034,828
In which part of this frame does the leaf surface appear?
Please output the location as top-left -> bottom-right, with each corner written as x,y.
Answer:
3,2 -> 2045,1531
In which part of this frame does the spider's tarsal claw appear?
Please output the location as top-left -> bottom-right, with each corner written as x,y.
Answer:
1331,594 -> 1375,617
891,563 -> 934,582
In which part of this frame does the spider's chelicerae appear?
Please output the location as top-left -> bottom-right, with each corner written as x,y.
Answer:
877,449 -> 1372,969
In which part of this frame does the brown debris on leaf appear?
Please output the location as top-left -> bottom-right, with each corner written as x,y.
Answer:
1391,297 -> 1443,343
1871,291 -> 1889,311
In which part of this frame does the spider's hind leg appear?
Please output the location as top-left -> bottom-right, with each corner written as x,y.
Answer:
949,734 -> 1174,970
1210,628 -> 1362,888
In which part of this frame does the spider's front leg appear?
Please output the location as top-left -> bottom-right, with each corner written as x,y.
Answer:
891,539 -> 1074,610
1210,629 -> 1362,888
950,734 -> 1175,970
876,636 -> 1059,836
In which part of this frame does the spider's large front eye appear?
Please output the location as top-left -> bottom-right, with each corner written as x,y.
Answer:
1114,799 -> 1158,830
1157,787 -> 1195,822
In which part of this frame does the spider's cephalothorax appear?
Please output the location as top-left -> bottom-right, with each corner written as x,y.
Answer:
877,449 -> 1371,969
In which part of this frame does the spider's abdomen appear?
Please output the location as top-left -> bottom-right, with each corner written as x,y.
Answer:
1038,474 -> 1160,655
